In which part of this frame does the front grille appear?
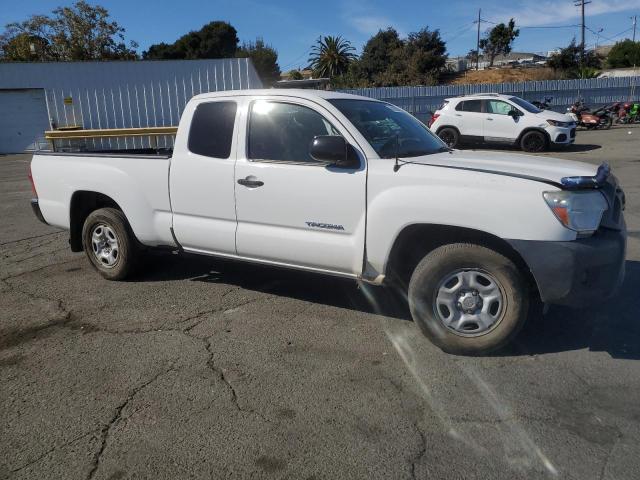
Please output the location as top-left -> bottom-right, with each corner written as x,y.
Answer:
570,128 -> 576,138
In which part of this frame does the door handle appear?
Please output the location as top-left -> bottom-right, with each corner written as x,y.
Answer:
486,117 -> 494,120
237,176 -> 264,188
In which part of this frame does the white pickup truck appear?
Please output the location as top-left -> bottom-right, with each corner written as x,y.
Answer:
30,89 -> 627,355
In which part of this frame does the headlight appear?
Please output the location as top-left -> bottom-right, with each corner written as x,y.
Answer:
543,190 -> 608,235
546,119 -> 573,127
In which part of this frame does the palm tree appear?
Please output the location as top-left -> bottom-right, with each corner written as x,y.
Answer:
308,35 -> 356,78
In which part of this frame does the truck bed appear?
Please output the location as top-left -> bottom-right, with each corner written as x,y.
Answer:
30,150 -> 175,247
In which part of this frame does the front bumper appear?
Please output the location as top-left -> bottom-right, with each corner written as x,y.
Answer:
508,226 -> 626,308
31,198 -> 48,225
548,126 -> 576,145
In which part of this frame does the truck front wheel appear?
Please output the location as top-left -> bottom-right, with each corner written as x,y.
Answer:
81,208 -> 138,281
408,243 -> 528,355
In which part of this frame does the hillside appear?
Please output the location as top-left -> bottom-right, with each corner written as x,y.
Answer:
444,68 -> 559,85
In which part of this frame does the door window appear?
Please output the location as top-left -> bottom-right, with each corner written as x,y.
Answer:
248,101 -> 340,163
455,100 -> 482,112
486,100 -> 516,115
188,101 -> 237,158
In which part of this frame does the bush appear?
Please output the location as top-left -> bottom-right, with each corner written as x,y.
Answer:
607,40 -> 640,68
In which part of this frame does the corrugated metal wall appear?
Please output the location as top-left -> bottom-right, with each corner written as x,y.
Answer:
341,76 -> 640,123
0,58 -> 262,150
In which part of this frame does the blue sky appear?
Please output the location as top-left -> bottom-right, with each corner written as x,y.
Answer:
2,0 -> 639,70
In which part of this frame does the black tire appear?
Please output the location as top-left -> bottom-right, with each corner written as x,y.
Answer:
520,131 -> 547,153
81,208 -> 138,280
408,243 -> 529,355
437,127 -> 459,148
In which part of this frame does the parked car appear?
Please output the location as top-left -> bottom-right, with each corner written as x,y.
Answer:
429,93 -> 576,152
30,89 -> 626,355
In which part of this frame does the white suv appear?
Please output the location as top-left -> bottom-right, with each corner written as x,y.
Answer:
429,93 -> 576,152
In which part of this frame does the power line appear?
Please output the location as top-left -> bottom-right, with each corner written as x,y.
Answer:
520,24 -> 580,29
479,16 -> 579,29
279,48 -> 311,71
442,23 -> 475,43
586,26 -> 633,43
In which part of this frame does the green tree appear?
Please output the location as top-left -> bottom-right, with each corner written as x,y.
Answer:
351,27 -> 448,87
0,1 -> 137,61
287,69 -> 303,80
479,19 -> 519,67
0,32 -> 51,61
308,35 -> 356,78
359,28 -> 404,84
547,38 -> 601,77
607,40 -> 640,68
144,21 -> 238,60
236,38 -> 280,85
404,28 -> 447,85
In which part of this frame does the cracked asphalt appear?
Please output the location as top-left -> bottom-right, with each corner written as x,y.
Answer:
1,125 -> 640,480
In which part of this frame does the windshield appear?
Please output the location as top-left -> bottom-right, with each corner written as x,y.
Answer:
328,99 -> 447,158
509,96 -> 542,114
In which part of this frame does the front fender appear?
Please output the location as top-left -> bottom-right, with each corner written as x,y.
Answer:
365,163 -> 575,276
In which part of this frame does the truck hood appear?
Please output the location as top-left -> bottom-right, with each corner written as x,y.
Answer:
406,150 -> 598,186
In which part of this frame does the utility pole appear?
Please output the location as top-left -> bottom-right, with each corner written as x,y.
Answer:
574,0 -> 591,66
476,8 -> 481,70
633,15 -> 637,42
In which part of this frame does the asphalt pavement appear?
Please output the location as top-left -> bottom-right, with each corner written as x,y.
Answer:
1,125 -> 639,480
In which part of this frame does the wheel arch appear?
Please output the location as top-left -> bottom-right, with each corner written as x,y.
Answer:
516,127 -> 550,147
435,125 -> 461,135
69,191 -> 125,252
384,223 -> 536,293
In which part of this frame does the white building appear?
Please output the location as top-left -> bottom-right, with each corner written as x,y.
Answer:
0,58 -> 262,153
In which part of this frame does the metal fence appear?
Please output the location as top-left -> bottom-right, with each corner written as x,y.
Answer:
40,58 -> 260,151
0,58 -> 261,152
341,76 -> 640,123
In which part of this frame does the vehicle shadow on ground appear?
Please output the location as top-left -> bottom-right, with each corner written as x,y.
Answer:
138,254 -> 639,360
503,260 -> 640,360
139,252 -> 412,320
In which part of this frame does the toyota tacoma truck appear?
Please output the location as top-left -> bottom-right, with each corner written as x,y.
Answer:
29,89 -> 627,355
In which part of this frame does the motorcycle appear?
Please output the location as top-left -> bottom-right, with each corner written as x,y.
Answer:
567,100 -> 612,129
591,105 -> 614,129
531,97 -> 553,110
614,102 -> 640,124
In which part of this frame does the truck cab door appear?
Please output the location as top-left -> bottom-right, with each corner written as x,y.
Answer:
234,98 -> 366,275
169,99 -> 240,255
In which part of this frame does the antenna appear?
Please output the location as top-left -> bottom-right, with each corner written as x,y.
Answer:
393,134 -> 400,172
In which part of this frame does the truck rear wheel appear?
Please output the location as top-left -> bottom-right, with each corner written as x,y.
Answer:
82,208 -> 138,281
408,243 -> 528,355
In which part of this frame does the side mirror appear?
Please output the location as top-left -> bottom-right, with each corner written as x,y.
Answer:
508,109 -> 521,118
309,135 -> 359,169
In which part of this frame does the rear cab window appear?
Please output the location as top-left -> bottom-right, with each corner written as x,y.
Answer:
188,101 -> 237,158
